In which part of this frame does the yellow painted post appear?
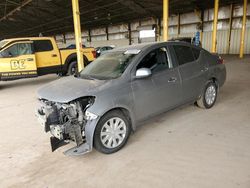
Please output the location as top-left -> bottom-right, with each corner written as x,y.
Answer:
72,0 -> 84,72
163,0 -> 169,41
239,0 -> 248,58
227,4 -> 233,54
211,0 -> 219,53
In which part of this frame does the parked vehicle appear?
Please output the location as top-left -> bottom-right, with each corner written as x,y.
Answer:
169,37 -> 202,47
0,37 -> 96,81
95,45 -> 114,57
36,41 -> 226,156
66,44 -> 86,49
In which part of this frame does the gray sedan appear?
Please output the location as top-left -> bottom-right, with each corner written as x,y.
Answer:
37,42 -> 226,156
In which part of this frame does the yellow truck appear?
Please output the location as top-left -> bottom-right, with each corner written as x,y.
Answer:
0,37 -> 96,81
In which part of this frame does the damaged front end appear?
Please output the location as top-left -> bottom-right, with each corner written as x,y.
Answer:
36,97 -> 97,156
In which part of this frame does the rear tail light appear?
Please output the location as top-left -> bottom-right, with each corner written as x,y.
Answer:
92,50 -> 96,58
218,56 -> 224,64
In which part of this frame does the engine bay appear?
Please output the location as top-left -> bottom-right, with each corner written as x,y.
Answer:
37,97 -> 95,152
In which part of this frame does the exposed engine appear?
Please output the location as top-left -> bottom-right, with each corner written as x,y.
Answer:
37,97 -> 95,151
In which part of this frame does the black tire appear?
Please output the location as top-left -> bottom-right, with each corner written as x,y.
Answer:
67,56 -> 89,76
67,61 -> 78,75
94,110 -> 131,154
197,81 -> 218,109
83,56 -> 89,67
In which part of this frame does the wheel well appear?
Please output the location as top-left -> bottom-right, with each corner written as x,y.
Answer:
210,77 -> 218,88
102,107 -> 133,129
65,54 -> 89,71
68,55 -> 89,67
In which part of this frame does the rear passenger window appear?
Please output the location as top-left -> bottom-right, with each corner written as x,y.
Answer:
192,48 -> 201,60
173,45 -> 195,65
33,40 -> 53,52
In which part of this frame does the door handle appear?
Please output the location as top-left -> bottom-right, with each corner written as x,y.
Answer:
201,67 -> 208,72
168,77 -> 177,83
52,54 -> 57,57
26,58 -> 34,61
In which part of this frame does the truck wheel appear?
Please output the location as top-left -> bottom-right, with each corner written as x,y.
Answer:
197,81 -> 218,109
67,56 -> 89,76
94,110 -> 131,154
83,56 -> 89,66
67,61 -> 78,75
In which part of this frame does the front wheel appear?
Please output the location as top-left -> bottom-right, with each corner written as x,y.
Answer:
94,110 -> 131,154
197,81 -> 218,109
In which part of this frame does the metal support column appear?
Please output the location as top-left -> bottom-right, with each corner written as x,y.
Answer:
200,10 -> 204,43
88,29 -> 92,43
72,0 -> 84,72
239,0 -> 248,58
106,26 -> 109,41
157,17 -> 162,41
177,13 -> 181,36
63,34 -> 66,44
128,23 -> 132,45
227,4 -> 234,54
163,0 -> 169,41
211,0 -> 219,53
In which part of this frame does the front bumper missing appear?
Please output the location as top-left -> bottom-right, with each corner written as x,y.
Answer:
36,109 -> 99,156
50,136 -> 90,156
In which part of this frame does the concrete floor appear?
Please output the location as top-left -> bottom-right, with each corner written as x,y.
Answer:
0,55 -> 250,188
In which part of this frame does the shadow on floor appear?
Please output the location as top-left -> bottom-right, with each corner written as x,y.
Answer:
0,75 -> 60,90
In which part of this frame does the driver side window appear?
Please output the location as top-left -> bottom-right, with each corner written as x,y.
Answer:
0,43 -> 33,58
137,47 -> 172,73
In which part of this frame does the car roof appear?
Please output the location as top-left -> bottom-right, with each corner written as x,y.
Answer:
112,41 -> 195,52
2,37 -> 54,43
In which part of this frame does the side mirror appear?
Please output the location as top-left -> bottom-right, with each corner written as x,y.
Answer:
135,68 -> 152,79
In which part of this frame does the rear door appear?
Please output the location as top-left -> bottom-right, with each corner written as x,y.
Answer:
172,44 -> 206,102
0,41 -> 37,80
33,40 -> 61,74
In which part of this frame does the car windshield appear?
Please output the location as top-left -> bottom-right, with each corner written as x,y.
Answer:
0,40 -> 9,49
80,51 -> 137,80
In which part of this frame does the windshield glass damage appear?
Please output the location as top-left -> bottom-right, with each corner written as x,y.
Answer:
80,50 -> 138,80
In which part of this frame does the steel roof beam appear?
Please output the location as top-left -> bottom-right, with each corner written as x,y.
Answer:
0,0 -> 32,22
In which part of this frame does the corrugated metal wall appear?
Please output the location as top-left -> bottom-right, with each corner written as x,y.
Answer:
55,4 -> 250,55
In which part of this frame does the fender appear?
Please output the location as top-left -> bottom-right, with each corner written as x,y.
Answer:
63,53 -> 90,73
63,117 -> 100,156
63,53 -> 77,73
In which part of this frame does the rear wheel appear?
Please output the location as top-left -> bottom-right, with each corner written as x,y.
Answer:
67,61 -> 78,75
67,56 -> 89,76
94,110 -> 131,154
197,81 -> 217,109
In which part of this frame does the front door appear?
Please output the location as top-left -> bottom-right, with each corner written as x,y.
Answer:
131,47 -> 182,121
0,42 -> 37,80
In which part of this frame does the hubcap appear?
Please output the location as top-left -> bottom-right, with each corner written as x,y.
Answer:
100,117 -> 127,149
205,85 -> 216,105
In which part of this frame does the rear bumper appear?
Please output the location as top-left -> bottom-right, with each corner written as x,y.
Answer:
218,64 -> 226,88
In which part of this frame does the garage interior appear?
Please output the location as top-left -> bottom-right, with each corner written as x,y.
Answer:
0,0 -> 250,188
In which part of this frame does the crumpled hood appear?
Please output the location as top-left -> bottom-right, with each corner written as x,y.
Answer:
37,76 -> 109,103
